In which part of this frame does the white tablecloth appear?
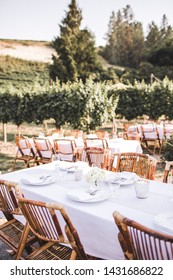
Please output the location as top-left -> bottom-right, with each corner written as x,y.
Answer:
107,138 -> 142,154
1,162 -> 173,260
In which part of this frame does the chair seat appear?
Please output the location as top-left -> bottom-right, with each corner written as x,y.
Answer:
0,219 -> 35,255
26,242 -> 74,260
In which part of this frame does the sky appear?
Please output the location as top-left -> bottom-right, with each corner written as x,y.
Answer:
0,0 -> 173,46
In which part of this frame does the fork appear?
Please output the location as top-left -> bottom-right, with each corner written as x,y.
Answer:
40,175 -> 52,181
89,189 -> 100,196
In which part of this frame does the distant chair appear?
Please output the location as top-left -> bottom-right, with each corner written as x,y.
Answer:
109,152 -> 157,180
49,129 -> 64,138
164,125 -> 173,140
95,130 -> 109,139
113,211 -> 173,260
13,136 -> 35,170
33,138 -> 54,164
54,139 -> 77,162
141,125 -> 161,154
125,125 -> 141,142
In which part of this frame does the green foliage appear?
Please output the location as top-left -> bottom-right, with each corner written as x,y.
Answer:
114,78 -> 173,121
0,55 -> 50,90
50,0 -> 102,83
148,46 -> 173,66
0,77 -> 118,132
103,5 -> 145,68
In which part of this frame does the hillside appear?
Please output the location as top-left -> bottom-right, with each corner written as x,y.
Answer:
0,39 -> 56,63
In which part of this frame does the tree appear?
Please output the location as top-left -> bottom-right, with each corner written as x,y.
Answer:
145,15 -> 173,61
103,5 -> 145,68
50,0 -> 101,83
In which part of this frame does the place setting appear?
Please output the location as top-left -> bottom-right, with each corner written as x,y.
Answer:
20,169 -> 56,186
66,166 -> 111,203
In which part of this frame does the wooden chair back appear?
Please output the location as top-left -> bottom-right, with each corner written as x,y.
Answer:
54,139 -> 77,162
85,147 -> 111,169
0,180 -> 35,258
13,136 -> 35,169
0,179 -> 22,219
141,125 -> 160,154
17,197 -> 87,260
110,152 -> 157,180
113,211 -> 173,260
33,138 -> 54,164
163,161 -> 173,183
84,138 -> 108,149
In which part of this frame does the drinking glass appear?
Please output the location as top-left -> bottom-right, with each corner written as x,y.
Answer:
134,179 -> 149,199
108,179 -> 120,199
59,162 -> 68,182
74,168 -> 83,181
52,154 -> 61,172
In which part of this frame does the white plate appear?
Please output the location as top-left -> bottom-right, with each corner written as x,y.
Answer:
20,169 -> 55,186
66,188 -> 110,203
106,172 -> 138,186
154,211 -> 173,234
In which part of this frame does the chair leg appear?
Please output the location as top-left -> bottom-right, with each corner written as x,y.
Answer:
15,222 -> 31,260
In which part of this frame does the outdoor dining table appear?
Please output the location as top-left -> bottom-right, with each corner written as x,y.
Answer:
1,161 -> 173,260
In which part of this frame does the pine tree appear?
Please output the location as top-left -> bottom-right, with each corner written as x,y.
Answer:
103,5 -> 145,68
50,0 -> 101,83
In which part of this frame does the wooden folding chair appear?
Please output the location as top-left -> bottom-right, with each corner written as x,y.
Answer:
164,125 -> 173,140
54,139 -> 77,162
0,180 -> 36,258
13,136 -> 35,170
110,152 -> 157,180
141,125 -> 161,154
125,125 -> 141,142
16,197 -> 89,260
113,211 -> 173,260
33,137 -> 55,165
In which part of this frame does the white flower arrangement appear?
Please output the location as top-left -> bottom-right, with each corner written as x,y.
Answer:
85,166 -> 106,185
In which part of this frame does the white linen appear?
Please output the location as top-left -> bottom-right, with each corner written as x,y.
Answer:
66,188 -> 109,202
154,211 -> 173,234
1,162 -> 173,260
107,139 -> 142,154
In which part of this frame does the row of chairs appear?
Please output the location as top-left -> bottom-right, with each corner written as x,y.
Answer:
0,179 -> 173,260
124,123 -> 173,154
13,135 -> 173,182
13,136 -> 109,169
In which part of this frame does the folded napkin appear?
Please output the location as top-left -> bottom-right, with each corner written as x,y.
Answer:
106,172 -> 139,185
21,175 -> 53,185
66,188 -> 106,202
